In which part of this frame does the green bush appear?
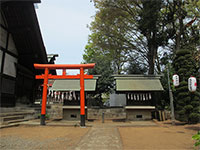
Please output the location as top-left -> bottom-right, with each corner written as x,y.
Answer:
37,114 -> 50,120
173,47 -> 200,123
189,113 -> 200,124
192,131 -> 200,149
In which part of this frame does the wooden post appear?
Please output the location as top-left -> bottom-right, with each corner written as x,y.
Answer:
162,111 -> 166,121
80,67 -> 85,126
159,111 -> 162,121
167,65 -> 175,125
41,68 -> 49,125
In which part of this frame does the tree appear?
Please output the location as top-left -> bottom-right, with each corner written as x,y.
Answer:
163,0 -> 200,52
137,0 -> 166,74
83,39 -> 114,99
87,0 -> 200,115
173,46 -> 200,123
125,54 -> 148,74
90,0 -> 181,74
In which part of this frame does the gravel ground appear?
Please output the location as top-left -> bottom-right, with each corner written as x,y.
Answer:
0,135 -> 67,150
0,121 -> 199,150
119,121 -> 199,150
0,126 -> 89,150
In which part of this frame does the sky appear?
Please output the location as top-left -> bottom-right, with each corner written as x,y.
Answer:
36,1 -> 96,74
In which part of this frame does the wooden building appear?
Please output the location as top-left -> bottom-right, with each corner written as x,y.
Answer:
114,75 -> 164,120
0,0 -> 48,107
48,77 -> 98,120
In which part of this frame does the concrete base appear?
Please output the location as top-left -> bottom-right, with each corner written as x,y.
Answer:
126,109 -> 152,121
46,104 -> 63,120
87,108 -> 126,120
63,108 -> 87,121
40,114 -> 46,125
62,106 -> 154,121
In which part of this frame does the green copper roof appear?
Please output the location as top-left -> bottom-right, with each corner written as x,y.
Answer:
49,77 -> 98,92
114,75 -> 164,91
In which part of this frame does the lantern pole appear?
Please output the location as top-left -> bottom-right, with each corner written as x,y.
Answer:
167,64 -> 175,125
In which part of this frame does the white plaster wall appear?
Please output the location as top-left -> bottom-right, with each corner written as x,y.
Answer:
3,53 -> 17,77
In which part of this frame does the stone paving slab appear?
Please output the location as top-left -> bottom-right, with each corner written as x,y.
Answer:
74,125 -> 122,150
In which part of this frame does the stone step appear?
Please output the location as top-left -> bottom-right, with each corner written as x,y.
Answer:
2,115 -> 24,122
0,111 -> 35,117
0,123 -> 19,129
3,119 -> 29,125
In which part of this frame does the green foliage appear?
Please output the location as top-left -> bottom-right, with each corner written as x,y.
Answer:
37,114 -> 50,120
159,64 -> 174,110
83,41 -> 114,103
125,56 -> 148,74
189,113 -> 200,124
173,47 -> 200,123
192,131 -> 200,148
89,0 -> 173,74
89,0 -> 200,74
87,0 -> 200,109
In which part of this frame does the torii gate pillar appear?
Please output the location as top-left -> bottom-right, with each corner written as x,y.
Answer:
34,63 -> 95,127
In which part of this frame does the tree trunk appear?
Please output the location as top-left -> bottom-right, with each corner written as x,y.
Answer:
147,32 -> 157,75
175,0 -> 184,52
148,49 -> 155,75
148,48 -> 157,75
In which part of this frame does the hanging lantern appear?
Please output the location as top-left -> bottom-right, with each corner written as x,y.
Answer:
172,74 -> 179,87
188,76 -> 197,92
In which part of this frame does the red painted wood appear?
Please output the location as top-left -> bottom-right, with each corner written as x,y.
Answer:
35,74 -> 93,79
34,63 -> 95,125
41,68 -> 49,115
34,63 -> 95,69
80,67 -> 85,115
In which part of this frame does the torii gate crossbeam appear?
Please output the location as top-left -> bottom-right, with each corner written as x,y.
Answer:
34,63 -> 95,126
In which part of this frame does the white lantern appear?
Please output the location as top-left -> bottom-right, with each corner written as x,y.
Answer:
188,77 -> 197,92
172,74 -> 179,87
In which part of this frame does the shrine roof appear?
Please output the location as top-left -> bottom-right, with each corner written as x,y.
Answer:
113,75 -> 164,91
49,76 -> 99,92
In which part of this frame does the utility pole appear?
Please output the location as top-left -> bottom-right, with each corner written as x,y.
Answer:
167,64 -> 175,125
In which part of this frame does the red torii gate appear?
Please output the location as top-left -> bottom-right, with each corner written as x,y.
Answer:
34,63 -> 95,126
